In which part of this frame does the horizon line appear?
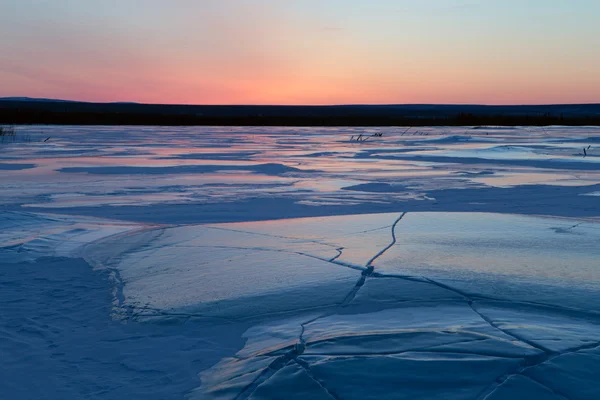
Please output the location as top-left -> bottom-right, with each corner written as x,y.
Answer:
2,97 -> 600,108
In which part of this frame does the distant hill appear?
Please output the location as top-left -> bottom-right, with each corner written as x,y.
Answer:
0,97 -> 138,105
1,98 -> 600,126
0,97 -> 78,103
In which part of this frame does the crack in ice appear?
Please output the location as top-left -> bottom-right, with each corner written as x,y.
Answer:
365,213 -> 406,268
232,212 -> 408,399
294,358 -> 341,400
421,277 -> 551,353
204,225 -> 339,249
96,212 -> 599,399
329,248 -> 344,263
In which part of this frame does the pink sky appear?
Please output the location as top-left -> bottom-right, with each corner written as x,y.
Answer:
1,1 -> 599,105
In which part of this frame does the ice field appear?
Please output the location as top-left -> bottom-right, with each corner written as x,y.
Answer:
1,125 -> 600,399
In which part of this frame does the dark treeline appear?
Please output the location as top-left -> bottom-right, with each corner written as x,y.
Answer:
1,100 -> 600,126
3,109 -> 600,126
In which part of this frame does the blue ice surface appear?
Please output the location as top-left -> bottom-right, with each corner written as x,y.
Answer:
0,163 -> 35,170
1,125 -> 600,399
58,163 -> 316,176
97,212 -> 600,400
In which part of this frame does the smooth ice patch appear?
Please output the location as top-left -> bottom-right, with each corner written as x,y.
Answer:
110,225 -> 362,317
212,213 -> 400,268
376,212 -> 600,306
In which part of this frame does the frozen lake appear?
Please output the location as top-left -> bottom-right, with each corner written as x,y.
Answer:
1,125 -> 600,399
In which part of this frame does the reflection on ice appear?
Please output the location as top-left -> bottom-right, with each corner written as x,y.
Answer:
4,125 -> 599,213
3,124 -> 600,399
379,212 -> 600,284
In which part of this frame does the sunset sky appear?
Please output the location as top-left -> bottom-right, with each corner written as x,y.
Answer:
2,0 -> 599,105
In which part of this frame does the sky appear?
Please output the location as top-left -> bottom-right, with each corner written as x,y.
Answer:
1,0 -> 600,105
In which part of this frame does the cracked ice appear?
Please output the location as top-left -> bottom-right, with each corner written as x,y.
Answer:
2,126 -> 600,399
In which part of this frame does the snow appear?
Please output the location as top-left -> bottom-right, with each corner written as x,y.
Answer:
0,257 -> 248,399
1,125 -> 600,399
0,211 -> 143,263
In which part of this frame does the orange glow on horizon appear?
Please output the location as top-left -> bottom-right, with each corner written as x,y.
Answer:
2,1 -> 600,105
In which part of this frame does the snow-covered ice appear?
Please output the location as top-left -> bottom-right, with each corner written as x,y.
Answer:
1,125 -> 600,399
